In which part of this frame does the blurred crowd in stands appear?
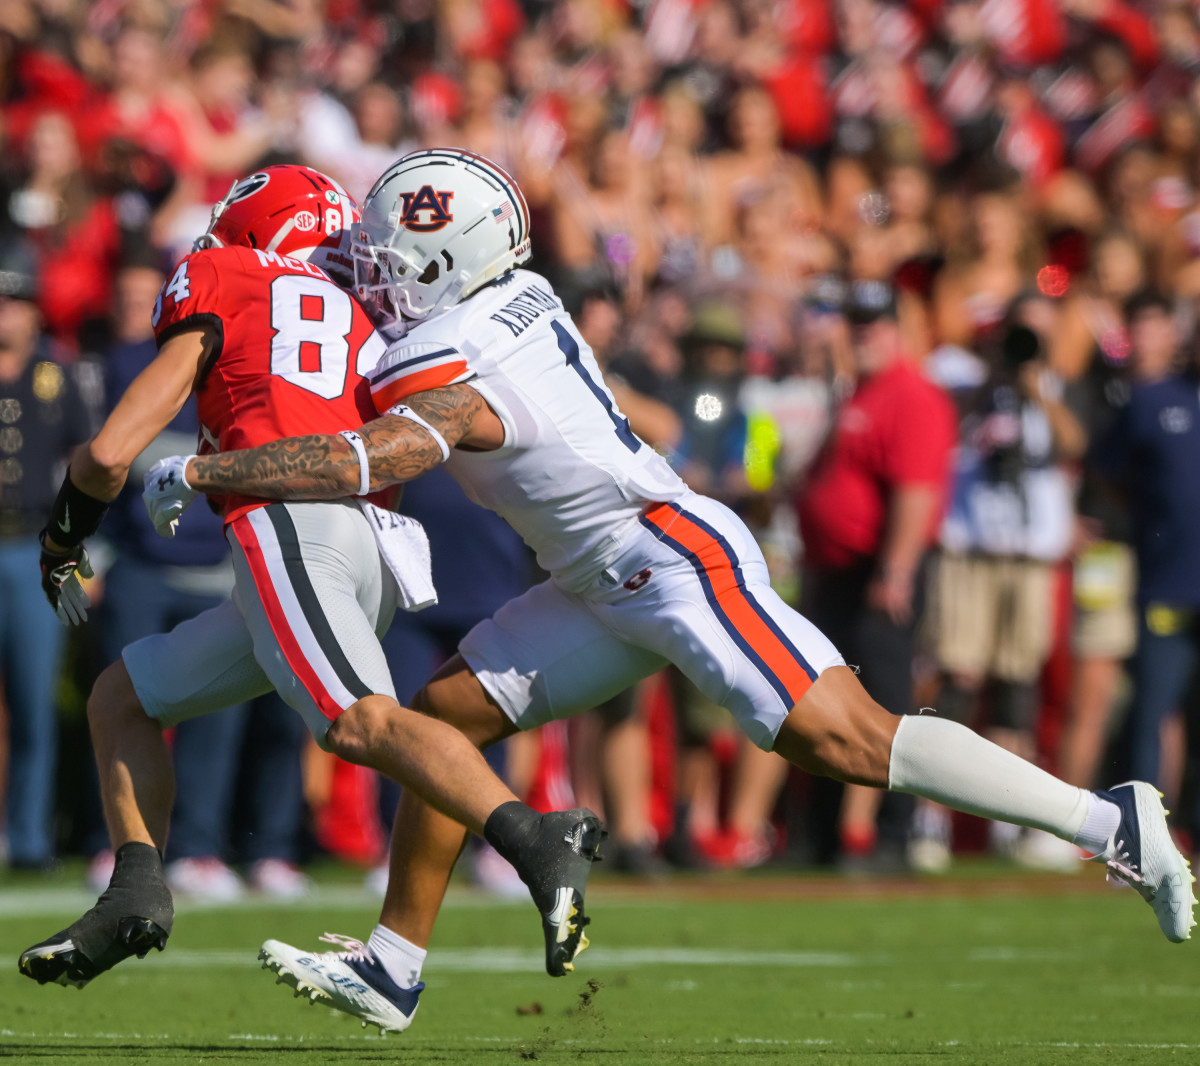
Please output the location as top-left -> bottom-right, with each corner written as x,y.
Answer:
4,0 -> 1200,896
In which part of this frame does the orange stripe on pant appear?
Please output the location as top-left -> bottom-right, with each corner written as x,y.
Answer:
229,514 -> 345,722
642,503 -> 814,709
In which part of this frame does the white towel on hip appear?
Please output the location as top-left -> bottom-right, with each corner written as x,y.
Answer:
356,500 -> 438,612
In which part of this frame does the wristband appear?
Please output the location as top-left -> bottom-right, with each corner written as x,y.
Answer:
44,474 -> 108,549
339,431 -> 372,496
385,404 -> 451,462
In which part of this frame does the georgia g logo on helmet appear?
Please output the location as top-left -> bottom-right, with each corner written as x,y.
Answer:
398,186 -> 454,232
227,172 -> 271,204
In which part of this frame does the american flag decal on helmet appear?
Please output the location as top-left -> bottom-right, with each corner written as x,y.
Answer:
492,201 -> 514,223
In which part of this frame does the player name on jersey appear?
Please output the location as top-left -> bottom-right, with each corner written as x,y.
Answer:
253,249 -> 333,279
488,283 -> 560,338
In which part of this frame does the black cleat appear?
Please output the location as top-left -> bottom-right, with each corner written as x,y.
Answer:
20,917 -> 170,988
516,809 -> 607,977
18,842 -> 173,989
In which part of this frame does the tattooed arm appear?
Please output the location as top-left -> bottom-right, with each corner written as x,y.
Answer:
184,383 -> 502,499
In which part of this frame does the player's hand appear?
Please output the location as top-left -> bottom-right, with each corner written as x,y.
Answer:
867,567 -> 915,627
143,455 -> 199,537
39,537 -> 93,626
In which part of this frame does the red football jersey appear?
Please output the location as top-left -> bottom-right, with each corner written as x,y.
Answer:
152,244 -> 387,521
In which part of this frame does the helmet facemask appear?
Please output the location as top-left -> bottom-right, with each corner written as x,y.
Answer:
192,178 -> 239,252
352,237 -> 421,340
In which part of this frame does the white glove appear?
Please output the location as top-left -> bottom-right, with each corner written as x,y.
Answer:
143,455 -> 200,538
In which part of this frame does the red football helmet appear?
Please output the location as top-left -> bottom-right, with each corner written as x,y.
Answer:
194,165 -> 360,285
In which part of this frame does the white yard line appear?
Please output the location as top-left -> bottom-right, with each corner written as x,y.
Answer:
3,1028 -> 1199,1051
0,884 -> 680,918
136,945 -> 881,972
0,885 -> 515,917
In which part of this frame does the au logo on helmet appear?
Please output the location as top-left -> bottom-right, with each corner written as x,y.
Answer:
398,186 -> 454,232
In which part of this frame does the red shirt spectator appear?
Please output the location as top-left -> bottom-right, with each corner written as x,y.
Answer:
6,111 -> 121,349
77,26 -> 197,181
980,0 -> 1066,68
762,52 -> 832,150
799,293 -> 956,571
2,48 -> 97,151
997,81 -> 1065,189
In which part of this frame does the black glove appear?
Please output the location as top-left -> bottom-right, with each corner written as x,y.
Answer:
38,533 -> 93,626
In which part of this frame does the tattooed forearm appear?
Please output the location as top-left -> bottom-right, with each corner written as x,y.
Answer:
185,384 -> 489,499
187,435 -> 360,499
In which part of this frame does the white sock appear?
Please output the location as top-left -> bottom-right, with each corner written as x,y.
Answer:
888,716 -> 1091,841
1072,791 -> 1122,855
366,924 -> 426,988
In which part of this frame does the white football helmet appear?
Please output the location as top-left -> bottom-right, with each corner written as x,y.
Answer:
352,148 -> 532,339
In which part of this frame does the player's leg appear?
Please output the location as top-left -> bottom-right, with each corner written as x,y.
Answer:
88,662 -> 173,851
227,504 -> 517,828
380,655 -> 519,951
786,627 -> 1196,945
233,504 -> 605,1028
302,578 -> 662,1009
20,600 -> 273,988
771,664 -> 1196,939
630,495 -> 1196,942
231,502 -> 604,867
265,697 -> 603,1023
259,660 -> 524,1031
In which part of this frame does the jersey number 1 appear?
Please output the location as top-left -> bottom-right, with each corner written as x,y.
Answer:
552,320 -> 642,453
269,275 -> 382,398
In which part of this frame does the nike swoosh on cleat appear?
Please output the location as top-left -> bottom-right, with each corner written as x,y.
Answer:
546,887 -> 574,931
26,940 -> 74,959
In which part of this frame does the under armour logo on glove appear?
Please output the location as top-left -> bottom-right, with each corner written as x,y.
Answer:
143,455 -> 200,538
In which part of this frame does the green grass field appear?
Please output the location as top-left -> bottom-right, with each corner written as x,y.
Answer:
1,866 -> 1197,1064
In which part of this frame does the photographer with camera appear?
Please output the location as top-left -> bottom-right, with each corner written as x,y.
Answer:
914,290 -> 1085,871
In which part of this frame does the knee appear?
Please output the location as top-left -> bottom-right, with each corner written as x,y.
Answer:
87,661 -> 152,736
324,696 -> 399,765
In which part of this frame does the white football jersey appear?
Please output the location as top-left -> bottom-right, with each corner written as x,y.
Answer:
370,270 -> 687,589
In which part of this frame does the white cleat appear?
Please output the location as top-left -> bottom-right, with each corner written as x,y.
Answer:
1093,781 -> 1198,943
258,934 -> 423,1034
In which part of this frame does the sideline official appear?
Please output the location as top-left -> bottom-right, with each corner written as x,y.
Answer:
0,243 -> 91,868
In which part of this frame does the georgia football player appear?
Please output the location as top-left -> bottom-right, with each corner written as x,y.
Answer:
19,165 -> 605,1034
147,148 -> 1194,1027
